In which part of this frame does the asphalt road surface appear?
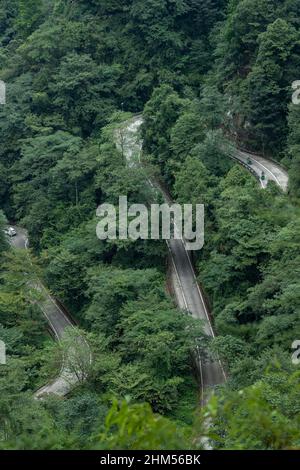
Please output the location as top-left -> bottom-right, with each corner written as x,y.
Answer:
9,227 -> 90,398
229,148 -> 289,191
7,116 -> 287,401
120,117 -> 226,404
120,115 -> 289,404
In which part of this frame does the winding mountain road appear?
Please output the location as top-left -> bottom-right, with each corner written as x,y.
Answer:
10,228 -> 90,398
228,148 -> 289,191
6,115 -> 288,404
120,117 -> 226,404
120,115 -> 289,404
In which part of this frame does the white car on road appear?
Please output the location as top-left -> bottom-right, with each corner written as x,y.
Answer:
4,227 -> 17,237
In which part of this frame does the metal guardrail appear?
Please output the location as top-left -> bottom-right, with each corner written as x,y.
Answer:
228,152 -> 262,183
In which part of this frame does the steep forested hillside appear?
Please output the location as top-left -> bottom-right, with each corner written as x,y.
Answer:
0,0 -> 299,450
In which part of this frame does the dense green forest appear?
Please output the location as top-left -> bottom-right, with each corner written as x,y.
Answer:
0,0 -> 299,450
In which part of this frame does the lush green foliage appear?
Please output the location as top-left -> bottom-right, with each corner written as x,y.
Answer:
0,0 -> 299,451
